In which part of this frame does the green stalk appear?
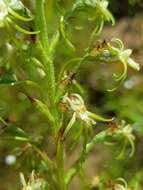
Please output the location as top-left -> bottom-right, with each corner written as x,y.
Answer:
35,0 -> 56,105
35,0 -> 49,50
66,131 -> 107,185
56,141 -> 67,190
38,43 -> 56,104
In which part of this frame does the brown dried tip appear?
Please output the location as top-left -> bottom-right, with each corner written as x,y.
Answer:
56,126 -> 66,144
27,95 -> 36,104
59,101 -> 69,112
61,71 -> 77,86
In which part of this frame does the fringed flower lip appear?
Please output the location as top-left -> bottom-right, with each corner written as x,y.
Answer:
90,38 -> 140,91
0,0 -> 39,35
60,93 -> 113,139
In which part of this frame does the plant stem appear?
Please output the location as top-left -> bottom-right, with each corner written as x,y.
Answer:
66,131 -> 107,185
56,140 -> 67,190
38,44 -> 56,103
35,0 -> 56,105
35,0 -> 49,50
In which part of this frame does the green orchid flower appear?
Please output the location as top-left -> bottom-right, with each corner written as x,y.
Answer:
60,93 -> 113,139
107,121 -> 135,158
20,171 -> 48,190
72,0 -> 115,49
59,0 -> 114,50
90,38 -> 140,91
72,0 -> 114,26
114,178 -> 130,190
104,178 -> 130,190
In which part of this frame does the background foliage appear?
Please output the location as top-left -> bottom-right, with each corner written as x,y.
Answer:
0,0 -> 143,189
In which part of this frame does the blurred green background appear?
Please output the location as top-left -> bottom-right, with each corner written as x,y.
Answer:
0,0 -> 143,189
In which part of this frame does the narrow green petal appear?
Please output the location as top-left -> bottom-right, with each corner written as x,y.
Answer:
60,16 -> 75,51
116,141 -> 127,160
127,58 -> 140,71
111,38 -> 124,50
0,117 -> 9,126
117,178 -> 128,189
126,135 -> 135,157
62,112 -> 76,140
122,49 -> 132,59
7,17 -> 40,35
87,111 -> 113,122
20,173 -> 27,187
115,58 -> 127,82
8,8 -> 33,22
14,136 -> 29,141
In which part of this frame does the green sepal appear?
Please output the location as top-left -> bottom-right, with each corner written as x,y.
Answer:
8,8 -> 33,22
6,17 -> 40,35
60,16 -> 75,51
87,111 -> 113,122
